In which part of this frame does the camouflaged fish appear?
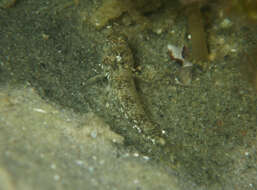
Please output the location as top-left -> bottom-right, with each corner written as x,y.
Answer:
102,35 -> 164,144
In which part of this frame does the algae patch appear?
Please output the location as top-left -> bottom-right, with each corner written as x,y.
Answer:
90,0 -> 162,29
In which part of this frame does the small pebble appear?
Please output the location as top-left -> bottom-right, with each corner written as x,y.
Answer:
178,66 -> 193,85
90,130 -> 98,138
75,160 -> 84,166
53,175 -> 60,181
220,18 -> 232,28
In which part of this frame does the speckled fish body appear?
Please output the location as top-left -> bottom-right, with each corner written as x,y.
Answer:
102,36 -> 157,135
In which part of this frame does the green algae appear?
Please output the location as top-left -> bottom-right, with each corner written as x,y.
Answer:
90,0 -> 162,29
223,0 -> 257,22
0,0 -> 16,9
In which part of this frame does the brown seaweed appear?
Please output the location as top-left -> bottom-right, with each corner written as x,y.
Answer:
185,2 -> 209,62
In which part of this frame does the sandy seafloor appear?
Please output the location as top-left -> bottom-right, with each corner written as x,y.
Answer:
0,0 -> 256,190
